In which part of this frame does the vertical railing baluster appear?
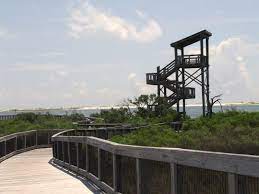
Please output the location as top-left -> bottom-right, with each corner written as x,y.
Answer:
52,141 -> 57,158
98,148 -> 101,180
113,153 -> 118,192
4,141 -> 6,156
15,137 -> 18,151
171,163 -> 178,194
47,132 -> 50,145
85,144 -> 89,172
68,142 -> 71,165
35,131 -> 38,146
56,141 -> 59,160
24,135 -> 27,149
62,141 -> 65,162
136,158 -> 141,194
76,143 -> 79,169
228,173 -> 237,194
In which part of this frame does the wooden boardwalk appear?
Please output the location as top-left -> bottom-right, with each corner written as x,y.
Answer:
0,148 -> 103,194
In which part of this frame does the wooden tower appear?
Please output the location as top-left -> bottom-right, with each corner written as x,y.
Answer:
146,30 -> 212,116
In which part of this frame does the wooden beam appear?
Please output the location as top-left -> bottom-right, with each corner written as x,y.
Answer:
85,144 -> 89,172
35,131 -> 38,146
47,132 -> 50,145
76,143 -> 79,169
62,142 -> 65,162
56,141 -> 59,160
157,66 -> 161,97
4,141 -> 6,156
136,158 -> 141,194
113,153 -> 118,191
200,39 -> 205,116
171,163 -> 178,194
15,137 -> 17,151
68,142 -> 71,165
228,173 -> 236,194
98,148 -> 102,180
206,38 -> 210,113
175,48 -> 179,112
181,48 -> 186,116
24,135 -> 27,149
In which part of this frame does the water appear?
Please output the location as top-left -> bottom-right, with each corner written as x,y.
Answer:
186,104 -> 259,118
1,104 -> 259,118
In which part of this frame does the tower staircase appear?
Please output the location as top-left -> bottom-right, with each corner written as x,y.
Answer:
146,55 -> 206,108
146,30 -> 212,116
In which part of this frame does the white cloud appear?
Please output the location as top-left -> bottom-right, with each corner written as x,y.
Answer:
135,10 -> 146,18
95,87 -> 125,105
208,37 -> 259,101
128,73 -> 137,80
128,72 -> 154,95
68,1 -> 162,43
8,63 -> 65,72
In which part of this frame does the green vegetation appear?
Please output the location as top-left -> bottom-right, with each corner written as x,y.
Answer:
0,113 -> 83,137
91,94 -> 259,155
91,94 -> 180,125
111,111 -> 259,155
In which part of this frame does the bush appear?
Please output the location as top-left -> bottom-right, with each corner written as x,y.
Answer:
111,111 -> 259,155
0,113 -> 77,137
91,108 -> 130,123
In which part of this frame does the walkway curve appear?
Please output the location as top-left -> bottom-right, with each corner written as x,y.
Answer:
0,148 -> 103,194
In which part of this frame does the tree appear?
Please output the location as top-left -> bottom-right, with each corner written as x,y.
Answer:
207,94 -> 223,117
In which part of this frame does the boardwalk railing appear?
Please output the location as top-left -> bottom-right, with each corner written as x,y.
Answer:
0,129 -> 63,163
52,128 -> 259,194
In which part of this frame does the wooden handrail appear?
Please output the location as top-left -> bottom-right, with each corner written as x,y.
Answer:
0,129 -> 63,163
51,128 -> 259,194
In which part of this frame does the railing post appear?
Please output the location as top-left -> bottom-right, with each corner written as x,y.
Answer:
35,131 -> 38,146
62,141 -> 65,162
52,141 -> 55,158
136,158 -> 141,194
15,137 -> 18,151
98,148 -> 101,180
68,142 -> 71,165
171,163 -> 178,194
113,153 -> 118,191
47,132 -> 50,145
56,141 -> 59,159
76,143 -> 79,169
24,135 -> 27,149
85,144 -> 89,172
228,173 -> 237,194
4,141 -> 6,156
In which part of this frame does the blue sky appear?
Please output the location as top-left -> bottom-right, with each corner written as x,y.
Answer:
0,0 -> 259,109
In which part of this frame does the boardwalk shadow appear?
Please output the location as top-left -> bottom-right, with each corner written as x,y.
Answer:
48,159 -> 105,194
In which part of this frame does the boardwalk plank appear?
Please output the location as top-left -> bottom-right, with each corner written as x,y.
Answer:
0,148 -> 103,194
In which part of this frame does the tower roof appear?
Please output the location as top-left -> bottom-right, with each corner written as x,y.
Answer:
170,30 -> 212,49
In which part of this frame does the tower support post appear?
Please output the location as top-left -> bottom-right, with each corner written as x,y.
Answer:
175,48 -> 179,113
157,66 -> 161,97
206,38 -> 210,114
200,39 -> 205,117
181,48 -> 185,116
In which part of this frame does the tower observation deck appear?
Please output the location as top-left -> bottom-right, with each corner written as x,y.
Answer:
146,30 -> 212,116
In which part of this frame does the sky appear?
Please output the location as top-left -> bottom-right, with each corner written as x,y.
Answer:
0,0 -> 259,109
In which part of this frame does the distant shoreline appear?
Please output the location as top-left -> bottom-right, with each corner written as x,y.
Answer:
1,102 -> 259,113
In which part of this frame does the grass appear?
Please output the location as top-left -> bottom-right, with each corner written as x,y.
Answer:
0,113 -> 80,137
111,111 -> 259,155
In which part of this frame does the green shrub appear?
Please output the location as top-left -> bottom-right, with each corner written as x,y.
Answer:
0,113 -> 77,137
111,111 -> 259,155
